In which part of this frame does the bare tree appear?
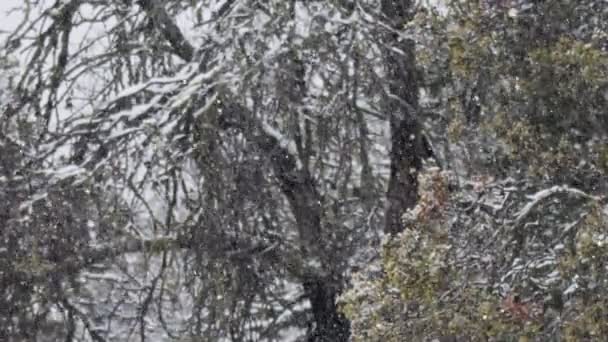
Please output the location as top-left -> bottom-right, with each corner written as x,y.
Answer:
1,0 -> 431,340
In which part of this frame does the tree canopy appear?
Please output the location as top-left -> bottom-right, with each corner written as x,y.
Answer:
1,0 -> 607,341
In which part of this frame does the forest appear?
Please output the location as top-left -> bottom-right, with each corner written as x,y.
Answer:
1,0 -> 608,341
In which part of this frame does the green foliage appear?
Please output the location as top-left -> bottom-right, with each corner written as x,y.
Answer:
342,167 -> 608,341
562,298 -> 608,341
199,0 -> 608,339
341,169 -> 550,341
416,0 -> 608,181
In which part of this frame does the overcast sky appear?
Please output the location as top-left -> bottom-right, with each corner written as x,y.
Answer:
0,0 -> 24,34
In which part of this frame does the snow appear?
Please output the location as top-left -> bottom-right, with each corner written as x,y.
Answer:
564,278 -> 579,296
261,121 -> 301,167
106,127 -> 142,140
355,99 -> 384,118
514,185 -> 602,226
99,71 -> 196,111
45,164 -> 86,182
191,92 -> 218,118
102,99 -> 159,126
18,192 -> 48,211
5,0 -> 606,340
169,64 -> 222,109
530,258 -> 555,270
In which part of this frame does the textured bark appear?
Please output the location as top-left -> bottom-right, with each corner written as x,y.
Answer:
303,276 -> 350,342
381,0 -> 432,235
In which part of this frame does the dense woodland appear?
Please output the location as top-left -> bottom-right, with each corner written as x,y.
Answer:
1,0 -> 608,341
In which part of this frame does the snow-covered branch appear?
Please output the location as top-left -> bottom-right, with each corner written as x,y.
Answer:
513,185 -> 603,227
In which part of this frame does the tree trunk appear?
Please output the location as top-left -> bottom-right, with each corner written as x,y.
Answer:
303,276 -> 350,342
219,72 -> 350,342
381,0 -> 431,235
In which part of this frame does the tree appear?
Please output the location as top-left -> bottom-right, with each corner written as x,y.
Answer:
10,0 -> 606,340
342,0 -> 608,340
1,0 -> 429,341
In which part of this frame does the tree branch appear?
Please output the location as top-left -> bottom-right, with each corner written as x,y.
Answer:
137,0 -> 195,62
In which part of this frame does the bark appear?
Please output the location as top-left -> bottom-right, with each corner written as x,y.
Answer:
381,0 -> 432,235
137,0 -> 194,61
220,94 -> 350,342
303,276 -> 350,342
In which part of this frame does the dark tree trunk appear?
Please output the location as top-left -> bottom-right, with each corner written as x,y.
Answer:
219,67 -> 350,342
304,276 -> 350,342
381,0 -> 432,235
247,119 -> 350,342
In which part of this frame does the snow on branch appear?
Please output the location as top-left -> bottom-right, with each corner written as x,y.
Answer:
17,164 -> 89,211
261,121 -> 300,161
219,100 -> 302,169
97,71 -> 195,111
513,185 -> 603,227
167,64 -> 222,109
